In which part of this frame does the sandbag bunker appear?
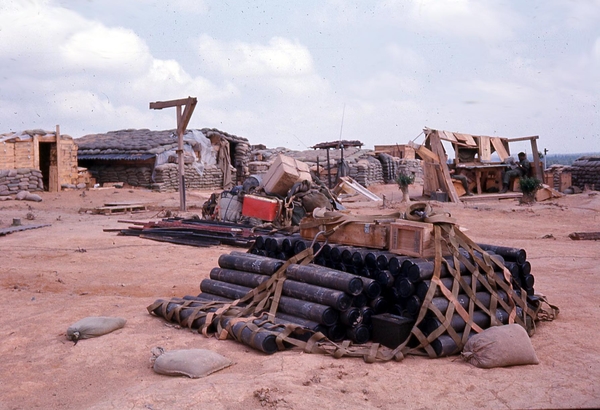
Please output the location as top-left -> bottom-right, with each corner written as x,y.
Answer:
148,218 -> 557,363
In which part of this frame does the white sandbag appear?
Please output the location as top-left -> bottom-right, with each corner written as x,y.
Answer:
66,316 -> 126,343
151,347 -> 232,378
461,324 -> 539,368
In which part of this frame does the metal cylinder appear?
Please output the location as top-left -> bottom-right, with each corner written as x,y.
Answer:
430,332 -> 475,357
347,324 -> 371,344
359,306 -> 374,326
351,292 -> 368,308
374,270 -> 394,288
477,243 -> 527,264
278,296 -> 339,326
327,323 -> 347,342
286,264 -> 364,296
396,277 -> 416,298
416,275 -> 484,300
339,307 -> 361,326
209,267 -> 269,288
369,296 -> 389,314
360,277 -> 382,299
281,279 -> 353,311
218,253 -> 284,275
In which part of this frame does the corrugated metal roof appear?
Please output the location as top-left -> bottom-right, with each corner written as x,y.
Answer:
77,153 -> 156,161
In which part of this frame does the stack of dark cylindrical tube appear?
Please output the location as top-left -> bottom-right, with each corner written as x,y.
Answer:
247,234 -> 537,357
197,252 -> 381,345
150,233 -> 536,357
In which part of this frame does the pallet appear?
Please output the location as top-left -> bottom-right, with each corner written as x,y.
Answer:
80,204 -> 148,215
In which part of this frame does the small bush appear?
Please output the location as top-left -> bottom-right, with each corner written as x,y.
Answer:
396,172 -> 415,188
519,177 -> 542,194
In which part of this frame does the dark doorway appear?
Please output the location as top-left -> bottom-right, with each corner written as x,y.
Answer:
39,142 -> 53,191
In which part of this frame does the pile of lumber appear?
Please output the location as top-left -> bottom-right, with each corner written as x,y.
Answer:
114,218 -> 270,247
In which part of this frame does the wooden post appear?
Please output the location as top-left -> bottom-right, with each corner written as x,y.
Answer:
529,137 -> 542,180
326,148 -> 332,188
149,97 -> 197,211
55,125 -> 61,192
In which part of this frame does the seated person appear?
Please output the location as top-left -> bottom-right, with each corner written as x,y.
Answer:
501,152 -> 531,193
449,167 -> 474,196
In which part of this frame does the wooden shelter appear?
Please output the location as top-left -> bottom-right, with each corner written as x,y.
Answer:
412,128 -> 542,203
0,126 -> 78,192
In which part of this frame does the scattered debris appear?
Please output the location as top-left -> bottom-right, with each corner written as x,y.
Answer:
0,223 -> 51,236
569,232 -> 600,241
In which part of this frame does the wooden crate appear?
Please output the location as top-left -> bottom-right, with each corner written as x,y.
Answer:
389,220 -> 449,258
262,154 -> 312,196
300,218 -> 390,249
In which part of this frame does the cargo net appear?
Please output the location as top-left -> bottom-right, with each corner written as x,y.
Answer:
147,220 -> 558,363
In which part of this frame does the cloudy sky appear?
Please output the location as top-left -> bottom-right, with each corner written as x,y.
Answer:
1,0 -> 599,155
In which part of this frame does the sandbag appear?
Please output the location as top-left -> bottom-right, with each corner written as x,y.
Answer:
66,316 -> 126,343
151,347 -> 232,378
461,324 -> 539,368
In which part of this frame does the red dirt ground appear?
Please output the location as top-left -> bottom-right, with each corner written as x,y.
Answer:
0,184 -> 599,409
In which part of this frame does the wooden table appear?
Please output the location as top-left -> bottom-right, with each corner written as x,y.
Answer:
456,163 -> 509,194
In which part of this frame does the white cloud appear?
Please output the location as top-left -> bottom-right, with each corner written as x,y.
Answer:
60,24 -> 152,74
381,0 -> 522,42
195,35 -> 315,77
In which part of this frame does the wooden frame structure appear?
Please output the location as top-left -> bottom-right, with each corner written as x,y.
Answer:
418,128 -> 543,203
149,97 -> 197,211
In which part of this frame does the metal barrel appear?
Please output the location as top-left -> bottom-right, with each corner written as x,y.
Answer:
209,267 -> 269,288
286,264 -> 364,296
293,239 -> 308,255
364,251 -> 380,270
340,247 -> 356,265
319,244 -> 333,260
477,243 -> 527,264
339,307 -> 361,326
503,261 -> 521,278
347,324 -> 371,344
218,253 -> 284,275
388,256 -> 405,277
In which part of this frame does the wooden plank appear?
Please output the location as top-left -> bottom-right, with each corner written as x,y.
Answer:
149,97 -> 197,109
478,136 -> 492,161
422,161 -> 440,196
530,137 -> 542,180
428,131 -> 461,203
460,192 -> 522,201
455,133 -> 477,147
507,135 -> 539,143
55,125 -> 62,191
408,141 -> 439,162
440,130 -> 457,142
490,137 -> 510,161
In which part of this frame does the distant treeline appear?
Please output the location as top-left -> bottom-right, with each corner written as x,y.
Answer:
543,153 -> 600,167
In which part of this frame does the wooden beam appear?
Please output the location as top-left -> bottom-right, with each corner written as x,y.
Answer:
149,96 -> 198,211
506,135 -> 539,143
149,97 -> 197,110
530,137 -> 542,180
55,125 -> 61,192
428,131 -> 461,203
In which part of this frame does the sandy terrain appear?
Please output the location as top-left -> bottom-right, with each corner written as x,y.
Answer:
0,184 -> 599,410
